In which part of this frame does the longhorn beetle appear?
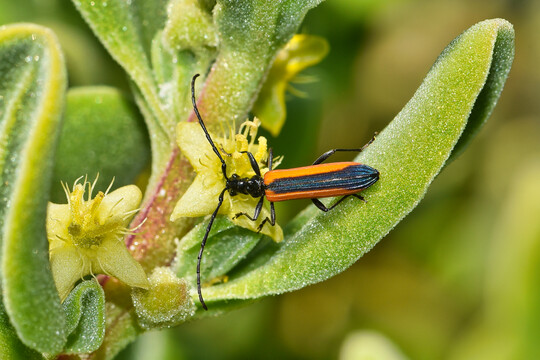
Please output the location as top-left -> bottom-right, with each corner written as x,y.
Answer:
190,74 -> 380,310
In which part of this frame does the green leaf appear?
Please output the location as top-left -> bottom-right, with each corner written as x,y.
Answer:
0,23 -> 67,353
50,86 -> 150,203
199,19 -> 515,307
216,0 -> 324,52
448,18 -> 515,161
0,301 -> 42,360
175,217 -> 262,285
71,0 -> 170,152
62,280 -> 106,354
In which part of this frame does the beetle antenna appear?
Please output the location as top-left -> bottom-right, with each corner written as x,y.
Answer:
191,74 -> 228,179
197,188 -> 227,310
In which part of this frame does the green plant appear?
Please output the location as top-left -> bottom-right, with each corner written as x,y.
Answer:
0,1 -> 514,358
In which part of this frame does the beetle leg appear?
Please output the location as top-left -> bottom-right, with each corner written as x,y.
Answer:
234,196 -> 264,221
239,151 -> 261,176
256,201 -> 276,231
312,194 -> 366,212
312,135 -> 376,165
197,187 -> 227,310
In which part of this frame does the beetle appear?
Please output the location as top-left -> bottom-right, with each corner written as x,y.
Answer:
190,74 -> 380,310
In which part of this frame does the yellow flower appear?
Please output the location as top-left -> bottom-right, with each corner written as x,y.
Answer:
47,178 -> 149,301
253,34 -> 329,136
171,119 -> 283,242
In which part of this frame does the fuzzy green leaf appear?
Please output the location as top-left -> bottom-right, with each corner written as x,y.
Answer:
447,19 -> 515,161
200,19 -> 514,307
71,0 -> 170,151
0,301 -> 42,360
50,87 -> 150,203
175,217 -> 262,285
216,0 -> 324,51
62,280 -> 106,354
195,0 -> 325,125
0,23 -> 67,353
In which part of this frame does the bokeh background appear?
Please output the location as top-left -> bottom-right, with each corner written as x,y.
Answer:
2,0 -> 539,359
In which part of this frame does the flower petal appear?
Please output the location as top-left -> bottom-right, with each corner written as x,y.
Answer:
49,245 -> 85,301
95,237 -> 149,289
176,122 -> 221,172
170,173 -> 228,221
253,34 -> 329,136
46,202 -> 71,250
98,185 -> 142,225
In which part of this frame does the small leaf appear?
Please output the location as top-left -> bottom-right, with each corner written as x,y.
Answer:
0,23 -> 67,353
175,217 -> 262,285
200,19 -> 515,306
62,280 -> 106,354
50,86 -> 150,203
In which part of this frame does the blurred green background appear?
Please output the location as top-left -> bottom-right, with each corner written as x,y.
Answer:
2,0 -> 539,359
